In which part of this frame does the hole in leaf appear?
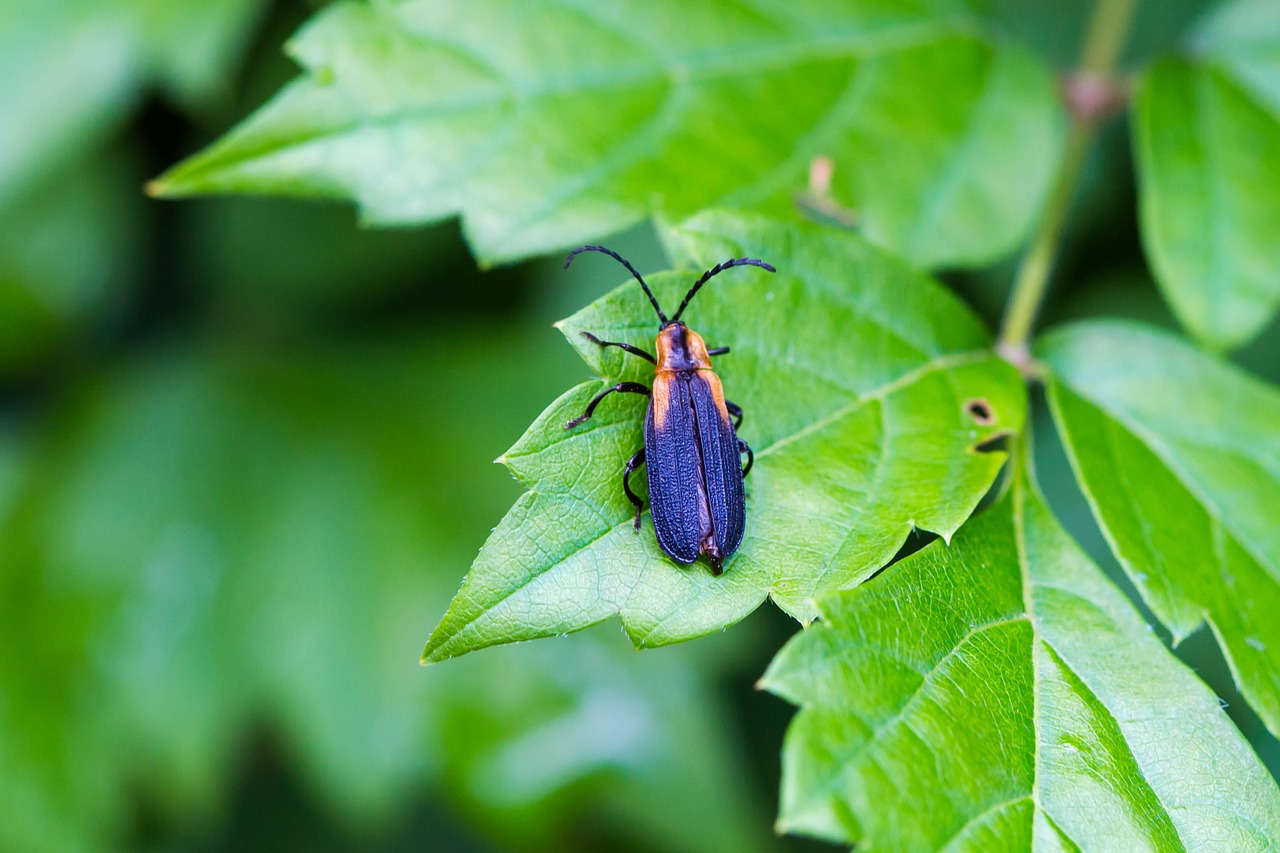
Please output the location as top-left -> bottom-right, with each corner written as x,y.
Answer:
965,398 -> 995,426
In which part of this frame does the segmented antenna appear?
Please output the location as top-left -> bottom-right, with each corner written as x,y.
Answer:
670,258 -> 775,323
565,245 -> 667,324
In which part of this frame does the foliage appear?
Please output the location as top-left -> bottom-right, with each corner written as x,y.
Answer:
0,0 -> 265,202
0,0 -> 265,374
0,154 -> 139,374
1041,321 -> 1280,736
424,211 -> 1023,661
1133,0 -> 1280,348
5,0 -> 1280,850
762,469 -> 1280,850
150,0 -> 1063,268
0,332 -> 771,853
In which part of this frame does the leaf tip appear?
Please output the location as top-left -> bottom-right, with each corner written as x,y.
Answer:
800,601 -> 819,626
420,638 -> 452,665
144,178 -> 169,198
420,621 -> 460,664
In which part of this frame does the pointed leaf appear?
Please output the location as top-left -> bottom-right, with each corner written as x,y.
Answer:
423,211 -> 1024,661
1040,320 -> 1280,738
151,0 -> 1062,268
762,474 -> 1280,851
1133,55 -> 1280,350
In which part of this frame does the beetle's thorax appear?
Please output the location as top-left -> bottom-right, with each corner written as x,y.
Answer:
655,322 -> 712,373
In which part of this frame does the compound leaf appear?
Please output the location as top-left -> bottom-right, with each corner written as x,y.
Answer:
151,0 -> 1062,268
1040,320 -> 1280,738
762,469 -> 1280,851
423,211 -> 1024,662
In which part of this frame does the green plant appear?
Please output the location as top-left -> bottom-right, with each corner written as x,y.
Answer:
151,0 -> 1280,848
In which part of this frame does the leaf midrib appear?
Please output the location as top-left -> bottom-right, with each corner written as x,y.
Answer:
1013,483 -> 1186,852
431,348 -> 995,656
936,794 -> 1033,852
778,613 -> 1030,844
759,349 -> 989,458
170,5 -> 970,183
562,287 -> 981,429
787,485 -> 1197,850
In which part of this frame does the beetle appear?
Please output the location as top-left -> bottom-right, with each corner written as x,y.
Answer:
562,245 -> 775,575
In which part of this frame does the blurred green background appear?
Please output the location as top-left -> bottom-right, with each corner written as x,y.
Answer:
1,1 -> 1277,851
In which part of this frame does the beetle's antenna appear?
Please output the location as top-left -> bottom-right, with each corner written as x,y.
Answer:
670,258 -> 775,323
565,245 -> 667,323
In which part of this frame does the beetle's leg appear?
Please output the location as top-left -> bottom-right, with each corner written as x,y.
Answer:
738,438 -> 754,478
707,346 -> 730,356
623,448 -> 647,530
565,382 -> 650,429
725,400 -> 744,430
581,331 -> 656,364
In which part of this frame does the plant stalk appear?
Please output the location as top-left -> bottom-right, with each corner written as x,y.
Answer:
996,0 -> 1140,367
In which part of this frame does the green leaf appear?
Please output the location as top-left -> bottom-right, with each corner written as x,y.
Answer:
0,332 -> 773,853
151,0 -> 1062,268
1192,0 -> 1280,114
1040,320 -> 1280,739
761,469 -> 1280,850
422,211 -> 1024,662
1133,56 -> 1280,350
0,0 -> 265,201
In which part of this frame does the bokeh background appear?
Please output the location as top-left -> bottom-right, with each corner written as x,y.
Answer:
2,1 -> 1277,851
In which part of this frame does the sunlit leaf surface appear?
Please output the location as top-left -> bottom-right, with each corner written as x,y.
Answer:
1041,320 -> 1280,737
423,211 -> 1024,661
1133,5 -> 1280,349
763,472 -> 1280,851
152,0 -> 1062,268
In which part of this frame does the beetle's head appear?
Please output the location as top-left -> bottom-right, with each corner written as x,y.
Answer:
656,322 -> 711,371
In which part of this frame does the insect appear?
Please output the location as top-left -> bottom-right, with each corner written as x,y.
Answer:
563,245 -> 775,575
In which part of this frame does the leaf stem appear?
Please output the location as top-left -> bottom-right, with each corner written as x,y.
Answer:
996,0 -> 1139,368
